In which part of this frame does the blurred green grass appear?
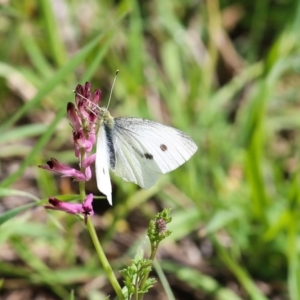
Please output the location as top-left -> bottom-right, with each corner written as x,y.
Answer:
1,0 -> 300,299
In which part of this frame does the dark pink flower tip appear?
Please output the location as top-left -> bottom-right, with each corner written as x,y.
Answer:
82,194 -> 94,216
74,85 -> 90,119
92,89 -> 101,105
38,158 -> 86,181
67,102 -> 82,131
75,83 -> 91,103
45,194 -> 94,218
75,84 -> 84,95
84,82 -> 92,99
75,84 -> 85,105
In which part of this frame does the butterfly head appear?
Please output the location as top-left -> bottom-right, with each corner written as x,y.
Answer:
98,107 -> 114,126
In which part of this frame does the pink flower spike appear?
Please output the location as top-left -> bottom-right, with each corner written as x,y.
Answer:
38,158 -> 86,181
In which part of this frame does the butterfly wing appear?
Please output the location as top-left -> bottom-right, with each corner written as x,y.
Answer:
95,125 -> 113,205
112,117 -> 198,188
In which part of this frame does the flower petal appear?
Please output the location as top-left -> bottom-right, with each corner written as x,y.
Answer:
45,195 -> 94,218
82,194 -> 94,216
45,197 -> 83,214
38,158 -> 86,181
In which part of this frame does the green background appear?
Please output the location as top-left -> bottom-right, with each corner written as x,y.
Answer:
0,0 -> 300,299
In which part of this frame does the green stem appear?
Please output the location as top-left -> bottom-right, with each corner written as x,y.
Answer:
78,181 -> 86,201
134,271 -> 139,300
78,150 -> 123,298
86,217 -> 125,300
137,242 -> 158,300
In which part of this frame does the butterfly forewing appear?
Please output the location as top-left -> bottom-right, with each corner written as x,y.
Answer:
113,117 -> 198,184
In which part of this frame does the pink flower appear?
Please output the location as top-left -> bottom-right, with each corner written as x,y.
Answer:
82,154 -> 96,168
81,154 -> 96,181
67,102 -> 82,132
73,131 -> 93,155
45,194 -> 94,223
38,158 -> 86,181
82,193 -> 94,215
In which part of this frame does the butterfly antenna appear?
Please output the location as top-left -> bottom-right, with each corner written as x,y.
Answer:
106,69 -> 119,109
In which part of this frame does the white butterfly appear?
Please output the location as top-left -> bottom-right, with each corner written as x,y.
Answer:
95,107 -> 198,205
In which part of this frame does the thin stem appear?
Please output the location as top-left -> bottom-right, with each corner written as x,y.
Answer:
78,181 -> 86,201
86,217 -> 125,300
134,269 -> 140,300
137,242 -> 158,300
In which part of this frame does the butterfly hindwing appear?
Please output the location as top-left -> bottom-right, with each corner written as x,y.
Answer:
112,125 -> 159,188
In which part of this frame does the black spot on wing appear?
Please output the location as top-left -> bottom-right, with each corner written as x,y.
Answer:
104,123 -> 116,168
144,153 -> 153,160
160,144 -> 167,151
